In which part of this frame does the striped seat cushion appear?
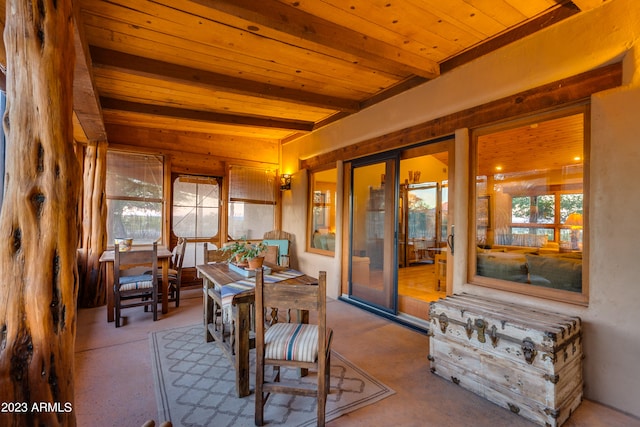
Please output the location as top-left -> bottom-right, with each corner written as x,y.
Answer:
264,322 -> 319,363
144,268 -> 178,280
118,274 -> 154,291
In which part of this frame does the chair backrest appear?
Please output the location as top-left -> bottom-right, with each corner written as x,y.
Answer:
262,230 -> 294,266
262,245 -> 279,265
114,243 -> 158,290
204,242 -> 227,263
172,237 -> 187,272
255,269 -> 327,352
263,230 -> 294,241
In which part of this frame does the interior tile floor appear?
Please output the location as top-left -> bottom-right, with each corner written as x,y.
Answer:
75,287 -> 640,427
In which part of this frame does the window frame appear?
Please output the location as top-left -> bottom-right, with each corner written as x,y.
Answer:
171,174 -> 222,242
307,166 -> 338,256
468,105 -> 589,305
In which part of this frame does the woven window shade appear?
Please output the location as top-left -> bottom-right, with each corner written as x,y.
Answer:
229,165 -> 276,204
106,152 -> 163,200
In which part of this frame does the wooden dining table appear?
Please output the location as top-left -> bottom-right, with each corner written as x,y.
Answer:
99,245 -> 173,323
197,262 -> 317,398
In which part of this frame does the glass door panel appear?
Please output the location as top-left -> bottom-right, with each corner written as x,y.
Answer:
349,159 -> 396,312
402,184 -> 438,266
396,142 -> 451,320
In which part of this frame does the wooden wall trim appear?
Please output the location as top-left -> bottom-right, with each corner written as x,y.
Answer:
300,62 -> 622,170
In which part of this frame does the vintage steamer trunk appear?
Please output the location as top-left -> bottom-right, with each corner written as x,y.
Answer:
428,294 -> 583,427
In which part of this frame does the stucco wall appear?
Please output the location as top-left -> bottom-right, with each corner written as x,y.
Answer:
282,0 -> 640,416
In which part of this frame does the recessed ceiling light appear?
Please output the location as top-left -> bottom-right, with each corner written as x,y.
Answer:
495,166 -> 503,171
574,156 -> 581,161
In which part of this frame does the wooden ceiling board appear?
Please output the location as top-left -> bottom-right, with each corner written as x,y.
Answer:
101,109 -> 296,140
81,1 -> 406,90
503,0 -> 559,17
406,0 -> 509,39
274,0 -> 467,62
105,124 -> 279,163
0,0 -> 607,155
194,0 -> 439,78
81,16 -> 396,101
188,1 -> 429,77
462,0 -> 529,26
83,24 -> 382,104
92,69 -> 334,123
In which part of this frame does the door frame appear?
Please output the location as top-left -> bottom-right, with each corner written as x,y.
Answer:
340,136 -> 455,330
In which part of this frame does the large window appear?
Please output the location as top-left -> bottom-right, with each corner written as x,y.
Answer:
172,175 -> 221,267
309,168 -> 337,254
227,165 -> 276,240
471,109 -> 587,303
106,152 -> 163,245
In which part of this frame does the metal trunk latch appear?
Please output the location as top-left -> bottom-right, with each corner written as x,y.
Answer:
438,313 -> 449,334
465,318 -> 473,339
475,318 -> 486,343
521,337 -> 537,364
489,324 -> 499,347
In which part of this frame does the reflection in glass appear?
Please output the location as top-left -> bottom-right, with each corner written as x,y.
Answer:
474,113 -> 585,293
310,168 -> 337,252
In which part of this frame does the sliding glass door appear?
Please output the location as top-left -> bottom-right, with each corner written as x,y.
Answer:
349,157 -> 397,313
347,139 -> 453,322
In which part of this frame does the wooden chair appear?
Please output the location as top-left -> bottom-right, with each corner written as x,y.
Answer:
203,242 -> 229,343
167,237 -> 187,307
203,242 -> 228,263
113,242 -> 158,327
254,269 -> 333,426
145,237 -> 187,307
263,230 -> 294,267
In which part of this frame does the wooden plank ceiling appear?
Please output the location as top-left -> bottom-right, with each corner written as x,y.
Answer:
0,0 -> 608,162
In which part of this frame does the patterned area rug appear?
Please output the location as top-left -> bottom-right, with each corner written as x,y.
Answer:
150,324 -> 394,427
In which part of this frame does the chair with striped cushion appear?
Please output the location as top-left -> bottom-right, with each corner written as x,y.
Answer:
254,269 -> 333,426
114,242 -> 158,327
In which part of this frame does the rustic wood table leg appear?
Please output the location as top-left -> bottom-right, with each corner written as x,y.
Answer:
161,258 -> 169,314
234,302 -> 251,398
105,261 -> 114,322
203,278 -> 213,342
299,309 -> 309,377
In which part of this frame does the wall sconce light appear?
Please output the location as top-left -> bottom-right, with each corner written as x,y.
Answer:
280,174 -> 291,190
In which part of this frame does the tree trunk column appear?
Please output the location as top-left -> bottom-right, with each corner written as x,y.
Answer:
0,0 -> 79,426
79,140 -> 107,308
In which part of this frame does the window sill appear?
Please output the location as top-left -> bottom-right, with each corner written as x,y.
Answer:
469,275 -> 588,307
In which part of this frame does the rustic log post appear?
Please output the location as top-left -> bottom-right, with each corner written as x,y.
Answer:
0,0 -> 79,426
78,140 -> 107,307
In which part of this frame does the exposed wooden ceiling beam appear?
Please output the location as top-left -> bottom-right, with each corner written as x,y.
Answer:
90,47 -> 360,113
72,6 -> 107,142
189,0 -> 440,80
441,2 -> 581,73
100,97 -> 315,132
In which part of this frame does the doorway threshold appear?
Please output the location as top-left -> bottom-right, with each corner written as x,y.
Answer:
338,295 -> 429,335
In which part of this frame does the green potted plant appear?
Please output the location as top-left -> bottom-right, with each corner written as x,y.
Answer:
222,238 -> 249,263
241,241 -> 268,269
